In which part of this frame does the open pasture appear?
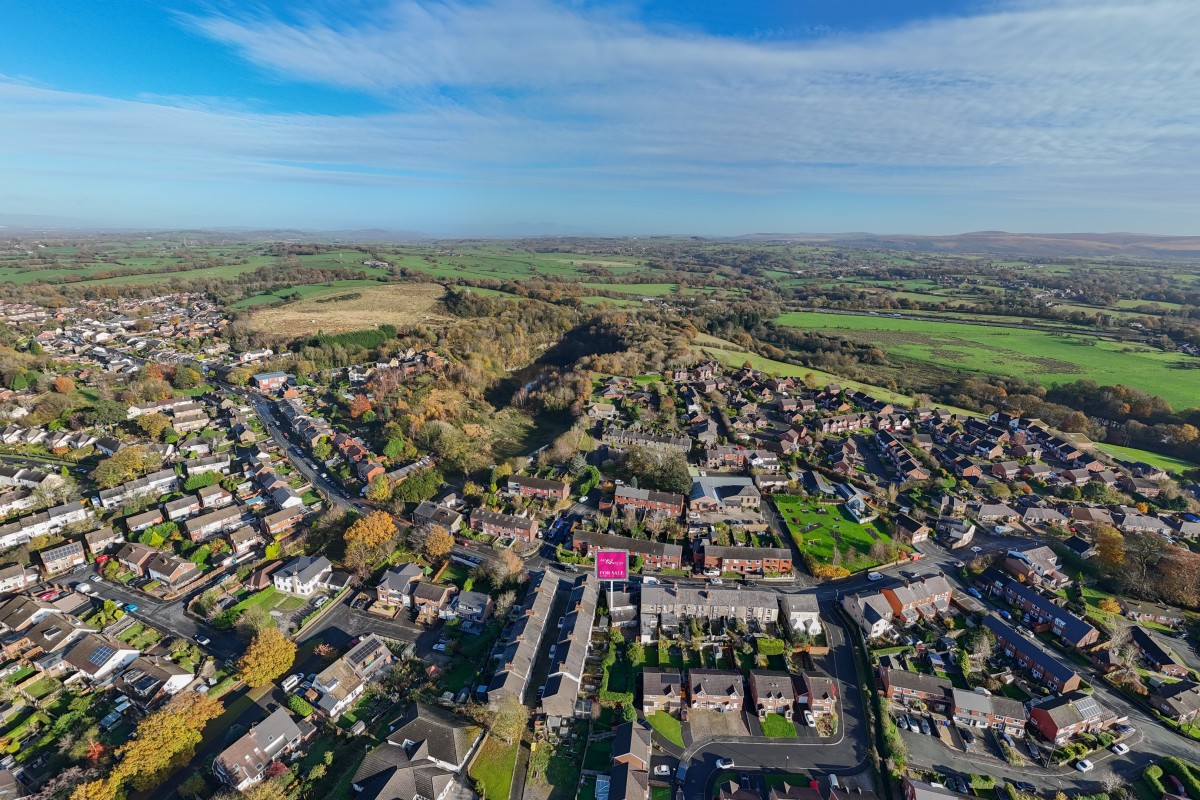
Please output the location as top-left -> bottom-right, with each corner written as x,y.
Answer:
774,311 -> 1200,409
245,282 -> 446,335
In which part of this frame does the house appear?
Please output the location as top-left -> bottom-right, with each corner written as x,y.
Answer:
1061,535 -> 1095,560
699,545 -> 792,576
63,634 -> 139,681
1002,581 -> 1098,649
213,707 -> 304,791
39,541 -> 86,576
455,590 -> 492,630
893,514 -> 931,544
992,462 -> 1020,481
800,673 -> 836,717
96,468 -> 178,509
1004,546 -> 1069,589
778,593 -> 821,637
1130,627 -> 1188,677
145,552 -> 199,586
641,668 -> 683,715
487,572 -> 556,708
261,507 -> 306,538
613,485 -> 685,517
642,585 -> 780,624
983,614 -> 1081,693
227,526 -> 259,557
1022,507 -> 1067,528
842,592 -> 897,639
1029,691 -> 1116,744
974,503 -> 1018,523
1149,680 -> 1200,723
903,777 -> 964,800
935,517 -> 976,548
117,656 -> 194,706
349,703 -> 481,800
377,564 -> 423,608
879,668 -> 953,713
164,495 -> 201,522
184,454 -> 231,477
951,688 -> 1026,737
273,556 -> 333,596
507,475 -> 569,501
881,574 -> 954,628
775,784 -> 826,800
125,508 -> 164,534
469,509 -> 538,542
115,542 -> 157,576
310,634 -> 394,718
182,506 -> 245,542
1119,599 -> 1185,627
572,531 -> 684,572
689,669 -> 744,712
542,575 -> 598,718
0,596 -> 56,633
198,484 -> 233,509
82,527 -> 120,558
749,671 -> 797,719
22,612 -> 93,656
252,371 -> 290,392
411,583 -> 457,624
412,501 -> 463,532
0,564 -> 38,594
717,781 -> 761,800
612,721 -> 652,771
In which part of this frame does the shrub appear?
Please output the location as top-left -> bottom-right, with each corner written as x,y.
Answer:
1161,758 -> 1200,799
971,774 -> 995,790
287,695 -> 314,717
755,638 -> 786,656
1144,765 -> 1166,796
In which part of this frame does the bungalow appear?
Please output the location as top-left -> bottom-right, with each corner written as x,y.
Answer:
349,702 -> 480,800
641,668 -> 684,715
689,669 -> 744,712
1022,507 -> 1067,528
1029,691 -> 1116,745
974,503 -> 1018,523
118,656 -> 194,706
1150,680 -> 1200,723
1119,598 -> 1185,628
749,670 -> 797,720
1071,506 -> 1113,526
1131,627 -> 1188,677
412,500 -> 463,532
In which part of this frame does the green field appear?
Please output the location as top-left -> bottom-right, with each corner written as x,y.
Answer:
774,311 -> 1200,409
761,713 -> 798,738
1093,443 -> 1198,473
231,279 -> 384,309
773,495 -> 899,570
581,282 -> 677,295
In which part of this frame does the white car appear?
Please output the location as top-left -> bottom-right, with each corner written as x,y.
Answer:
77,583 -> 93,595
653,765 -> 671,777
1111,743 -> 1130,755
709,578 -> 724,586
867,572 -> 883,581
804,710 -> 816,727
195,635 -> 211,646
715,758 -> 734,770
1076,759 -> 1094,773
643,576 -> 660,585
970,546 -> 983,553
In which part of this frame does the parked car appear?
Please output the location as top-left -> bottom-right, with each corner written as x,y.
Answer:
708,578 -> 724,586
194,635 -> 211,646
1166,776 -> 1187,795
124,603 -> 139,613
967,588 -> 983,599
919,717 -> 931,736
76,583 -> 92,595
804,710 -> 816,727
716,758 -> 734,770
1013,782 -> 1036,793
643,576 -> 660,585
653,765 -> 671,777
999,610 -> 1012,620
960,729 -> 974,746
1076,760 -> 1094,773
867,572 -> 883,581
432,643 -> 447,653
1111,743 -> 1129,755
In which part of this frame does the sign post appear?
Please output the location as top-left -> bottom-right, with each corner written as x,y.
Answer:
595,549 -> 629,599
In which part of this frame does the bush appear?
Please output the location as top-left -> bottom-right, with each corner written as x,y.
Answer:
971,774 -> 995,790
1144,765 -> 1166,796
755,637 -> 786,656
184,472 -> 219,491
287,695 -> 314,717
1161,758 -> 1200,799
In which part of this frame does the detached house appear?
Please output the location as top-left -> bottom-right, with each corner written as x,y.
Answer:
273,556 -> 333,596
749,671 -> 797,720
214,707 -> 305,791
641,668 -> 683,715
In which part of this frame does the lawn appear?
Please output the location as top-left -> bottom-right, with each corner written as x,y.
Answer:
470,735 -> 519,800
774,311 -> 1200,409
646,711 -> 684,747
651,788 -> 672,800
582,737 -> 613,772
1092,442 -> 1198,474
1000,683 -> 1032,702
761,713 -> 798,738
773,495 -> 899,570
606,658 -> 635,694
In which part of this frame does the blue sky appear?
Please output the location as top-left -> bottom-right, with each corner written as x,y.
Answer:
0,0 -> 1197,235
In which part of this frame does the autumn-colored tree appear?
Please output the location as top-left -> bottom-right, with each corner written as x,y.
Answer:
1098,598 -> 1122,614
70,777 -> 122,800
238,627 -> 297,688
53,375 -> 76,394
344,510 -> 397,550
112,691 -> 223,792
493,548 -> 523,582
1093,525 -> 1125,572
365,475 -> 392,503
348,394 -> 373,419
85,741 -> 107,762
227,367 -> 251,386
135,412 -> 172,439
172,365 -> 203,390
423,525 -> 455,561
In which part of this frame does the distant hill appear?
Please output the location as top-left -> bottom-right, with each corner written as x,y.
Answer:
739,231 -> 1200,260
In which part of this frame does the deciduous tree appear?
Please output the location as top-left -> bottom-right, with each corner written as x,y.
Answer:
238,627 -> 297,688
344,510 -> 397,551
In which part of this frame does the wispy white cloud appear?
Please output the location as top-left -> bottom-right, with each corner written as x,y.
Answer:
1,0 -> 1199,230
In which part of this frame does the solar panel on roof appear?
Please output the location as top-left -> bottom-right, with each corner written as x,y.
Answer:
1074,695 -> 1101,718
88,644 -> 116,666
